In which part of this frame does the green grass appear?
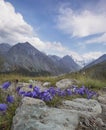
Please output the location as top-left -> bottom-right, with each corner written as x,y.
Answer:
83,61 -> 106,81
0,72 -> 105,89
0,88 -> 21,130
46,94 -> 87,107
0,103 -> 19,130
56,72 -> 106,90
46,96 -> 63,107
77,77 -> 106,90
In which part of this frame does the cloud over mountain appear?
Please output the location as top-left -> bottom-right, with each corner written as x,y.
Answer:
0,0 -> 105,65
0,0 -> 83,61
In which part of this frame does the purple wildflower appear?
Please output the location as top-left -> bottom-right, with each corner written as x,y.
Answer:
18,90 -> 25,96
29,84 -> 33,88
32,91 -> 37,98
33,86 -> 40,92
78,86 -> 85,95
0,103 -> 8,112
24,91 -> 32,97
39,90 -> 53,101
16,86 -> 21,92
57,89 -> 66,96
6,95 -> 14,103
47,87 -> 56,97
2,81 -> 11,89
65,89 -> 72,95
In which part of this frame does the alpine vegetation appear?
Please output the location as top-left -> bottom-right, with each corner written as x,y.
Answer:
0,80 -> 97,130
0,81 -> 97,112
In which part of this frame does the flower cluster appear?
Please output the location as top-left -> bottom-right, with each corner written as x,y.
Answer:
0,81 -> 97,112
17,85 -> 97,101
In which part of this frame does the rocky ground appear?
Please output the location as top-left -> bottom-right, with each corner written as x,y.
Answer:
76,88 -> 106,130
10,79 -> 106,130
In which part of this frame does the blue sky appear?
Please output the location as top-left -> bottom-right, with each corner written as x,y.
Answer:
0,0 -> 106,63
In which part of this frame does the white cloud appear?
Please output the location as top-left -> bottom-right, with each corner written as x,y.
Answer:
0,0 -> 104,66
57,4 -> 106,37
45,42 -> 104,66
0,0 -> 45,49
45,41 -> 82,59
0,0 -> 33,39
82,52 -> 103,62
84,33 -> 106,45
0,0 -> 82,60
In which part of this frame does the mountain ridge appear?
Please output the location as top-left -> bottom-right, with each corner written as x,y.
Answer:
84,54 -> 106,69
0,42 -> 81,76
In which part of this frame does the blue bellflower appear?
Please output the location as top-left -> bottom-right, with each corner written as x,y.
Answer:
0,103 -> 8,111
6,95 -> 14,103
16,86 -> 21,92
33,86 -> 40,93
65,89 -> 72,95
47,87 -> 56,97
18,90 -> 25,96
2,81 -> 11,89
39,90 -> 53,101
24,91 -> 32,97
29,84 -> 33,88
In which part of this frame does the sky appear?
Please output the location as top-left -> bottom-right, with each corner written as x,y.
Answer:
0,0 -> 106,64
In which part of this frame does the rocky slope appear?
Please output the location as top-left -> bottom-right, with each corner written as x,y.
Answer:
0,42 -> 81,75
0,43 -> 11,54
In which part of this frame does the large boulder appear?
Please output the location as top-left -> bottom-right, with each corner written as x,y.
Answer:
61,98 -> 102,117
56,79 -> 78,89
12,97 -> 79,130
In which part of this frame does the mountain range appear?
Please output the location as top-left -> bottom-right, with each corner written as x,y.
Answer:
0,42 -> 81,76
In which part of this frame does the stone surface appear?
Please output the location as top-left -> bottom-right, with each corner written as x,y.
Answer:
12,97 -> 79,130
97,93 -> 106,128
76,90 -> 106,130
17,81 -> 47,92
56,79 -> 78,89
61,98 -> 102,117
98,95 -> 106,104
43,82 -> 51,87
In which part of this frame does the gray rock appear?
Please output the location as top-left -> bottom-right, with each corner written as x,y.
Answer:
56,79 -> 78,89
20,87 -> 33,92
96,118 -> 105,127
43,82 -> 51,87
101,87 -> 106,92
98,95 -> 106,104
29,80 -> 43,87
12,97 -> 79,130
61,98 -> 102,117
17,81 -> 46,92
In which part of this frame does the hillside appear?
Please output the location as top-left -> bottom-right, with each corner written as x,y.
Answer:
83,61 -> 106,80
84,54 -> 106,69
0,42 -> 81,76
